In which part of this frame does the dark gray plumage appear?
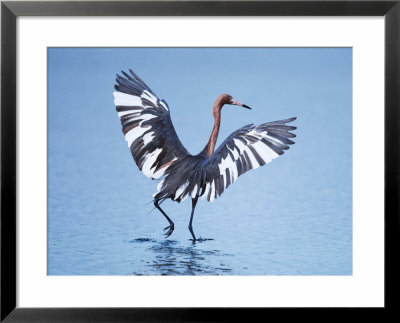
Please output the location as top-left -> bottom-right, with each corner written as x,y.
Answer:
114,69 -> 296,240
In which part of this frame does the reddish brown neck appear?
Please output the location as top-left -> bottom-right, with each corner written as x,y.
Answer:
205,100 -> 223,157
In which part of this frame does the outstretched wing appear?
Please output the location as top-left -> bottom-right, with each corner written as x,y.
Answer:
197,117 -> 297,202
114,69 -> 190,179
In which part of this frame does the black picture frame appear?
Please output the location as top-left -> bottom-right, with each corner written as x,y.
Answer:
1,0 -> 399,321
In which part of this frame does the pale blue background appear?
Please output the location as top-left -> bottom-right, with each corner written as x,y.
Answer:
48,48 -> 352,275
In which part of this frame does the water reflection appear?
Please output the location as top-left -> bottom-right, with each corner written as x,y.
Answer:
129,238 -> 233,275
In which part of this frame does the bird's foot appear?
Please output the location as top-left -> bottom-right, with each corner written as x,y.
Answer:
163,224 -> 174,238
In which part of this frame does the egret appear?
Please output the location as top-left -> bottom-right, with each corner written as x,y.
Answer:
114,69 -> 296,241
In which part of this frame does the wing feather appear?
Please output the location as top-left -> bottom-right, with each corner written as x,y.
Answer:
198,118 -> 297,201
114,70 -> 190,179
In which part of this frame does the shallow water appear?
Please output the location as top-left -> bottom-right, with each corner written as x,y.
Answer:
48,147 -> 352,275
48,47 -> 352,276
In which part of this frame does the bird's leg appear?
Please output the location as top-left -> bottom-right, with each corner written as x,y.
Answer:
188,196 -> 199,241
154,199 -> 174,238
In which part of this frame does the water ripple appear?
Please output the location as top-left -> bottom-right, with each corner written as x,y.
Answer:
129,238 -> 233,275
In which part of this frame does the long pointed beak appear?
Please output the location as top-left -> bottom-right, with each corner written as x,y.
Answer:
230,99 -> 252,110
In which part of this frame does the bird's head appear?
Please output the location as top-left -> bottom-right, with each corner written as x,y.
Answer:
216,94 -> 252,110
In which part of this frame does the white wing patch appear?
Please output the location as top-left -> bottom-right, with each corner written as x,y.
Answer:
141,148 -> 162,178
142,131 -> 155,146
191,184 -> 198,198
159,100 -> 169,111
209,181 -> 216,202
114,92 -> 142,107
202,182 -> 211,200
230,147 -> 239,160
233,138 -> 246,154
174,180 -> 189,200
125,125 -> 150,147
